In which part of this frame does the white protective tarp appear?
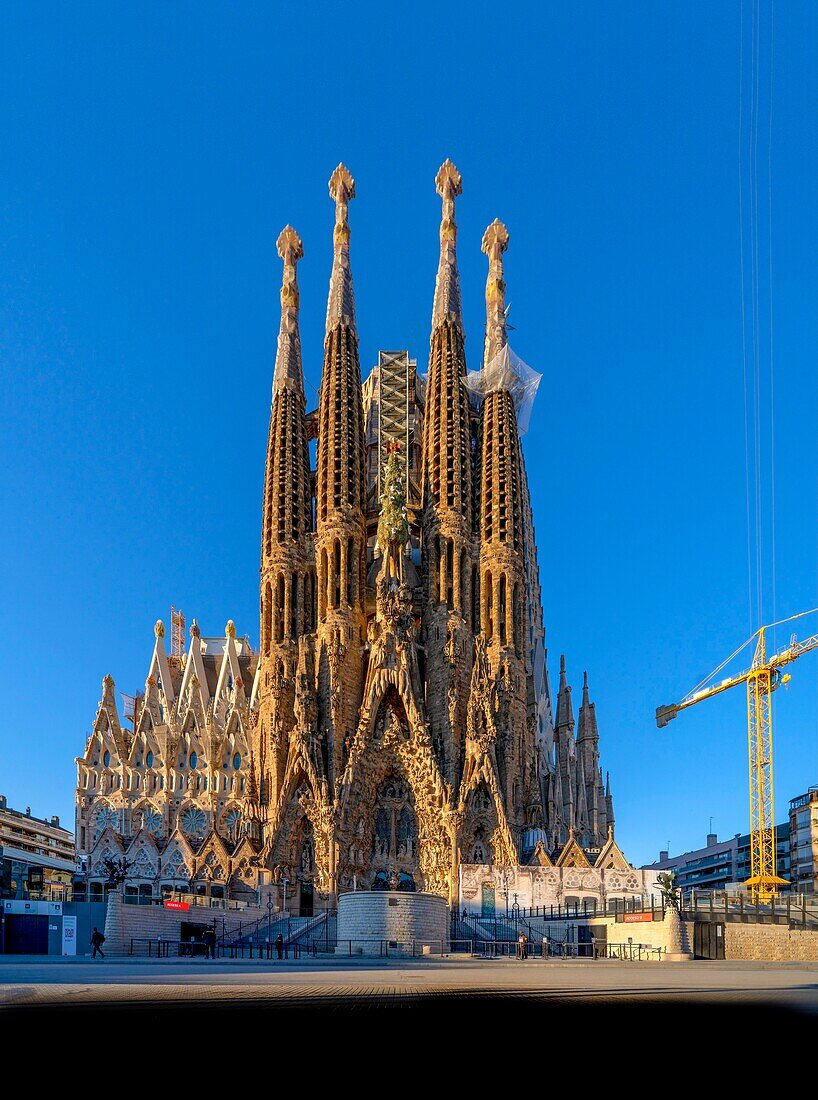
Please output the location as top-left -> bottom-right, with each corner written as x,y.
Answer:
463,344 -> 542,435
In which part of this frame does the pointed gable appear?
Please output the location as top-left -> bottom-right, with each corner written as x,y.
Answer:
594,828 -> 630,871
213,622 -> 247,710
556,831 -> 592,868
177,621 -> 211,716
93,674 -> 127,757
147,620 -> 176,705
527,839 -> 553,867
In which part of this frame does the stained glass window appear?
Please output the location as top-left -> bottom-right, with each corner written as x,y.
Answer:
94,806 -> 117,837
181,808 -> 206,836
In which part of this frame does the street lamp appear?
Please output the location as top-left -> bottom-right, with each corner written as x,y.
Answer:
266,893 -> 274,944
281,877 -> 290,917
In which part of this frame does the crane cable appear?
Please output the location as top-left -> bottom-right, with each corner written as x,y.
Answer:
738,0 -> 754,639
739,0 -> 777,646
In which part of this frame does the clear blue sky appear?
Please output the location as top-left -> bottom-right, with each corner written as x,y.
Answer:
2,2 -> 817,868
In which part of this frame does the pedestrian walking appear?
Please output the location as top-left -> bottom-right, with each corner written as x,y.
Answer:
90,927 -> 106,959
203,927 -> 216,959
516,931 -> 528,960
275,932 -> 284,960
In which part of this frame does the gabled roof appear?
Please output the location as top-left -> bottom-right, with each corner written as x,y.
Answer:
556,831 -> 592,868
527,839 -> 553,867
594,828 -> 630,871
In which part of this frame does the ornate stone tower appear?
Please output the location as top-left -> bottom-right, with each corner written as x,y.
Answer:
257,226 -> 314,810
315,164 -> 367,792
475,219 -> 529,842
74,162 -> 630,915
421,160 -> 475,789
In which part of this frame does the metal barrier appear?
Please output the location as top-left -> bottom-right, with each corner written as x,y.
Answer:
128,937 -> 315,959
128,937 -> 457,959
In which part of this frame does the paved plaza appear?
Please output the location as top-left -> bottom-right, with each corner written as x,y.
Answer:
5,955 -> 817,1059
4,955 -> 818,1018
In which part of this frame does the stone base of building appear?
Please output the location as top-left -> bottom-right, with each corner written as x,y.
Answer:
337,890 -> 448,955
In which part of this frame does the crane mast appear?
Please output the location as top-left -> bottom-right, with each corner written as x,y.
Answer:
657,610 -> 818,902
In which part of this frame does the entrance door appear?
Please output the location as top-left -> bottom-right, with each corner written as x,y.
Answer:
299,881 -> 314,917
5,914 -> 48,954
693,921 -> 725,959
481,883 -> 496,917
577,924 -> 593,958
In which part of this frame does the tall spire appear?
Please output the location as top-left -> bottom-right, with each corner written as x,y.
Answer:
261,226 -> 312,580
481,217 -> 510,366
325,163 -> 356,336
431,159 -> 463,333
423,159 -> 474,791
259,224 -> 314,811
316,162 -> 366,791
273,226 -> 304,394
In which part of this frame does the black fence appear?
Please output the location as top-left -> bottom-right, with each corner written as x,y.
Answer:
678,891 -> 818,930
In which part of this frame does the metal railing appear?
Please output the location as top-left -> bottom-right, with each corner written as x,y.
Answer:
223,910 -> 337,950
128,936 -> 453,959
678,890 -> 818,930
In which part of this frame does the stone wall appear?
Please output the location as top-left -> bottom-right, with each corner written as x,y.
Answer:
460,863 -> 661,913
724,922 -> 818,961
103,893 -> 272,954
588,913 -> 694,958
337,891 -> 448,954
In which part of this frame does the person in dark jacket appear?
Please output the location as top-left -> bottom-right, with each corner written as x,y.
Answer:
275,932 -> 284,960
90,927 -> 106,959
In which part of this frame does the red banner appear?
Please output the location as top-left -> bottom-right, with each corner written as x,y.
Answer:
623,912 -> 653,923
164,900 -> 190,911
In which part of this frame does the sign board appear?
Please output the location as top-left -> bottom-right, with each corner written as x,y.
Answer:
623,912 -> 654,923
164,900 -> 190,911
62,915 -> 77,956
2,900 -> 62,916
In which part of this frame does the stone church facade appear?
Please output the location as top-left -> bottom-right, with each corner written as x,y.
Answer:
75,162 -> 651,912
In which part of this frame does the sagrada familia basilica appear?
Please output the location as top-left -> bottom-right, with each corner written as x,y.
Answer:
75,162 -> 650,915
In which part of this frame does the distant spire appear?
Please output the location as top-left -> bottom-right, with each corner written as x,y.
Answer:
431,159 -> 463,334
556,654 -> 574,731
605,771 -> 615,833
481,217 -> 510,366
577,670 -> 599,744
325,163 -> 356,336
273,226 -> 304,395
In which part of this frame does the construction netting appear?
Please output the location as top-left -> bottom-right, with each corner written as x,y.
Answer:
463,344 -> 542,435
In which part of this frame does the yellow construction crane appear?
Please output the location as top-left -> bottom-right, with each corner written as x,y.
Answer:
656,609 -> 818,902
